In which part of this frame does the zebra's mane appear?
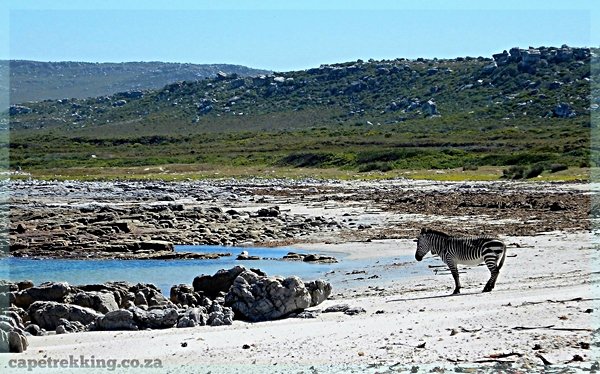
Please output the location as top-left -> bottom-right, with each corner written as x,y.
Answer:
421,228 -> 450,237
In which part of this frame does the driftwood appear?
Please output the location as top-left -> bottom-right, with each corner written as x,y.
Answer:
508,297 -> 600,308
487,352 -> 523,359
536,353 -> 553,365
513,325 -> 593,332
460,326 -> 483,333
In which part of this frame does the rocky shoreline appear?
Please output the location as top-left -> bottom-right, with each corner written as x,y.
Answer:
1,265 -> 332,353
6,179 -> 592,260
7,180 -> 346,259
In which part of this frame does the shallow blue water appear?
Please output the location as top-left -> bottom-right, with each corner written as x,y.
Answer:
0,246 -> 351,295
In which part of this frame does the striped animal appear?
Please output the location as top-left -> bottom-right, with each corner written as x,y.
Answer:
415,228 -> 507,294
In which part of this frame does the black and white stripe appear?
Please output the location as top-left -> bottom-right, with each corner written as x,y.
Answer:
415,228 -> 507,294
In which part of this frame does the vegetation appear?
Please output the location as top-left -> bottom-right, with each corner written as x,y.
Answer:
3,60 -> 270,104
6,46 -> 598,181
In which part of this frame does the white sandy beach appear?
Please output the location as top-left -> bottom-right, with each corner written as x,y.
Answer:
3,231 -> 598,373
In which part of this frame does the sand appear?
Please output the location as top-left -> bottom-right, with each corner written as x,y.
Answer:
3,231 -> 598,373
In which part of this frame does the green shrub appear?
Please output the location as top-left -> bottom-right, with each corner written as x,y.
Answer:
358,162 -> 394,172
502,165 -> 525,179
524,163 -> 545,178
549,163 -> 568,173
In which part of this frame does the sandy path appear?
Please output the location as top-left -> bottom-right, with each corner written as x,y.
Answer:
3,231 -> 598,373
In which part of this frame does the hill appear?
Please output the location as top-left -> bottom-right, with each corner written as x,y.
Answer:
7,45 -> 598,179
3,60 -> 271,104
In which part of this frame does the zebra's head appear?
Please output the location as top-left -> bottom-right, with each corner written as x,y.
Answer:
415,228 -> 430,261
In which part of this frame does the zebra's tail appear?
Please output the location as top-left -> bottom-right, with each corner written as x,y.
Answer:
497,242 -> 507,270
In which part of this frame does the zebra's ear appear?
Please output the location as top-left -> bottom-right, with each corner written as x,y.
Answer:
420,227 -> 427,234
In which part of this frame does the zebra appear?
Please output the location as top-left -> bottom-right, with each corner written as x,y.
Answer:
415,228 -> 507,294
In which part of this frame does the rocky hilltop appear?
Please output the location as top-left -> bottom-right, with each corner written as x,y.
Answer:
6,45 -> 596,176
8,45 -> 594,132
3,60 -> 271,104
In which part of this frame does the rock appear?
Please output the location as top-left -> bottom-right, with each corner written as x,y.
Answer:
24,324 -> 43,336
521,49 -> 541,66
323,304 -> 351,313
176,307 -> 208,328
138,240 -> 174,252
56,318 -> 86,334
193,266 -> 247,299
0,328 -> 28,353
130,306 -> 179,329
129,283 -> 171,307
94,310 -> 138,331
206,302 -> 234,326
256,206 -> 280,218
294,310 -> 321,319
421,99 -> 438,116
170,284 -> 210,307
225,270 -> 313,322
236,251 -> 260,260
16,223 -> 27,234
28,301 -> 103,330
481,62 -> 497,75
305,280 -> 332,307
302,254 -> 338,264
134,291 -> 147,306
9,105 -> 32,115
492,50 -> 510,66
344,307 -> 366,316
71,291 -> 119,313
14,282 -> 72,308
553,103 -> 575,118
0,281 -> 18,293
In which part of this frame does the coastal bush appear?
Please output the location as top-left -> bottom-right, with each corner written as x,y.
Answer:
358,162 -> 394,173
524,163 -> 545,179
549,163 -> 568,173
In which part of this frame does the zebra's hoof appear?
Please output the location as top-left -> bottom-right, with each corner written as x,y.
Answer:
452,290 -> 460,295
482,287 -> 493,292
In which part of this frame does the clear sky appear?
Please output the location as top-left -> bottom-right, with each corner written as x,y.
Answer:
2,0 -> 599,72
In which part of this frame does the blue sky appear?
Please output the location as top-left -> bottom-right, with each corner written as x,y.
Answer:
2,0 -> 599,71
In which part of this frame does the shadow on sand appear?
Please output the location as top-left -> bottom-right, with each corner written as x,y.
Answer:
385,291 -> 481,303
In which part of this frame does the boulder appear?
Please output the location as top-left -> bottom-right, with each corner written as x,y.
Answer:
176,307 -> 208,328
225,270 -> 313,322
130,306 -> 178,329
13,282 -> 72,308
0,328 -> 28,353
421,99 -> 439,116
71,291 -> 119,313
193,266 -> 247,299
0,309 -> 28,352
129,283 -> 171,307
24,324 -> 44,336
0,281 -> 18,293
256,206 -> 280,218
170,284 -> 210,307
553,103 -> 575,118
94,310 -> 138,331
28,301 -> 103,330
56,318 -> 86,334
206,302 -> 234,326
305,280 -> 332,307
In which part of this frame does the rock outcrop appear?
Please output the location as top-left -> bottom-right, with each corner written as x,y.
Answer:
1,266 -> 331,347
28,301 -> 103,330
225,269 -> 330,322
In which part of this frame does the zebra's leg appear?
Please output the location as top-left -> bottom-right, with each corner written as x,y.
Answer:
447,261 -> 461,294
483,258 -> 499,292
